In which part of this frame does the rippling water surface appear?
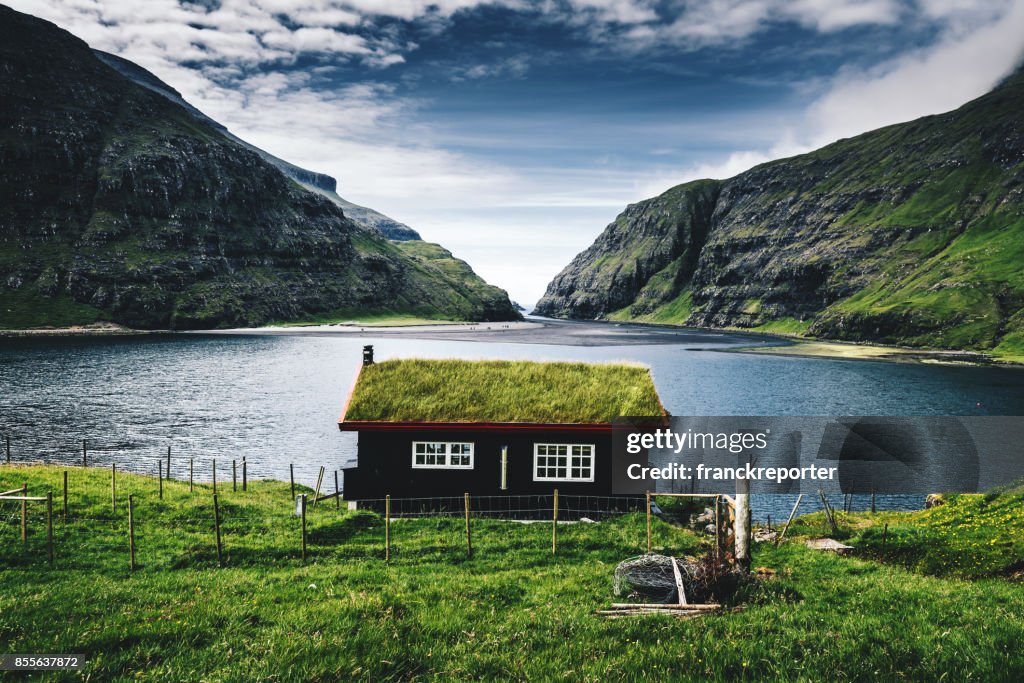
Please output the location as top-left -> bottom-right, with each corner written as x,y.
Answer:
3,325 -> 1023,520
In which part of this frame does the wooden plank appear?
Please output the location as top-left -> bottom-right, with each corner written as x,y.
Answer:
671,557 -> 687,605
0,495 -> 47,501
0,488 -> 24,497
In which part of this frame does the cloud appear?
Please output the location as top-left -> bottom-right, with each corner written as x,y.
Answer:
803,0 -> 1024,148
655,1 -> 1024,186
623,0 -> 903,49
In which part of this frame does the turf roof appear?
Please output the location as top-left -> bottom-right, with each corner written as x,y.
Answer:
342,359 -> 664,424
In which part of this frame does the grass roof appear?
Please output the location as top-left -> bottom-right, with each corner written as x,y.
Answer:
343,359 -> 664,424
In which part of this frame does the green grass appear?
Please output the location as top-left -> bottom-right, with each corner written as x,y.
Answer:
2,466 -> 1024,681
0,289 -> 105,329
343,359 -> 665,423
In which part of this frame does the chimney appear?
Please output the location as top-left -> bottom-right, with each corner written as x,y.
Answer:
362,345 -> 374,366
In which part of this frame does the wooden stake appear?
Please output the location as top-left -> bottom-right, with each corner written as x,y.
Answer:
552,489 -> 559,555
464,492 -> 472,559
671,556 -> 687,605
776,494 -> 803,547
212,459 -> 217,495
167,445 -> 171,478
232,460 -> 237,493
300,494 -> 307,563
82,440 -> 87,468
871,490 -> 876,514
385,494 -> 391,562
189,458 -> 194,492
242,457 -> 247,492
714,496 -> 721,562
20,483 -> 26,542
62,471 -> 68,522
46,491 -> 54,565
646,491 -> 652,553
158,460 -> 163,500
213,494 -> 223,567
334,470 -> 340,510
128,494 -> 136,571
5,434 -> 9,464
312,466 -> 324,507
111,463 -> 116,513
881,523 -> 888,552
290,464 -> 295,500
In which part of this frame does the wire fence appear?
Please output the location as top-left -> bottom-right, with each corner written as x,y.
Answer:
0,433 -> 338,491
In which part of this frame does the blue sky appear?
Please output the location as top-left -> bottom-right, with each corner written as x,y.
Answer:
10,0 -> 1024,307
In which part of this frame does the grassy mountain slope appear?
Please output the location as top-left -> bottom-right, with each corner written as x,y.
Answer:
536,67 -> 1024,359
0,6 -> 518,329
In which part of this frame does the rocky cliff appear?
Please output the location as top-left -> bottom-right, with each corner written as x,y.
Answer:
0,6 -> 517,329
536,66 -> 1024,357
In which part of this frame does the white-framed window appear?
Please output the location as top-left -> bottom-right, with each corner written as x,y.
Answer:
412,442 -> 474,469
533,443 -> 595,482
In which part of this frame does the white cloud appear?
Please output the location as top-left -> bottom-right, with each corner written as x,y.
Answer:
654,1 -> 1024,188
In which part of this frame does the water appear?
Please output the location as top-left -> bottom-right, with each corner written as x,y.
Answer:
3,325 -> 1023,521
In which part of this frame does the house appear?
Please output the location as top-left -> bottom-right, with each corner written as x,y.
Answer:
338,347 -> 666,502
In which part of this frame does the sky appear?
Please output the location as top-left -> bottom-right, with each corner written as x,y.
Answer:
8,0 -> 1024,307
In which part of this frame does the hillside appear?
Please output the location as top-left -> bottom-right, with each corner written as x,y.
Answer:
535,66 -> 1024,358
0,6 -> 518,329
2,464 -> 1023,680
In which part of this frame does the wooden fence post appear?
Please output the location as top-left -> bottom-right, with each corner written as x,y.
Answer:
128,494 -> 136,571
213,494 -> 223,567
46,491 -> 54,565
385,494 -> 391,562
552,489 -> 559,555
62,471 -> 68,522
111,463 -> 116,513
158,460 -> 163,500
290,464 -> 295,500
242,457 -> 247,492
189,458 -> 193,492
212,459 -> 217,495
232,460 -> 237,493
167,445 -> 171,479
714,496 -> 721,562
82,440 -> 87,468
5,434 -> 9,464
334,470 -> 340,510
645,491 -> 652,554
300,494 -> 307,563
20,483 -> 27,542
871,490 -> 876,514
464,492 -> 472,559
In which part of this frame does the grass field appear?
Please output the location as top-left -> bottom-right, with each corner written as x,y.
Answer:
2,465 -> 1023,681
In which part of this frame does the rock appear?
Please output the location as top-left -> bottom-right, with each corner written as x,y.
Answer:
925,494 -> 946,509
805,538 -> 854,555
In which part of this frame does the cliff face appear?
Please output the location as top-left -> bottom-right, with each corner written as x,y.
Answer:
536,66 -> 1024,355
0,6 -> 517,329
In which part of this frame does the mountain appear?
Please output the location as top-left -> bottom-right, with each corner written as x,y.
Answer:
536,66 -> 1024,358
94,51 -> 421,242
0,5 -> 518,329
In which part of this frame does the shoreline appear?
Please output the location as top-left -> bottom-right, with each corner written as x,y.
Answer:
2,318 -> 1020,366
